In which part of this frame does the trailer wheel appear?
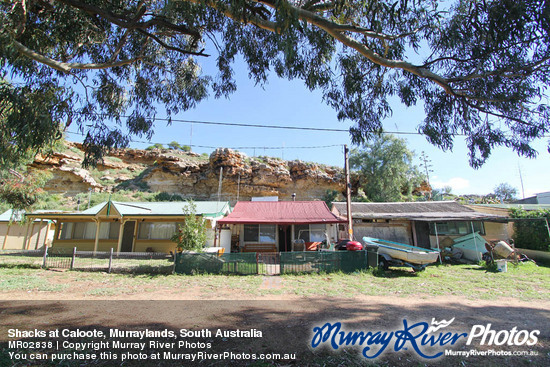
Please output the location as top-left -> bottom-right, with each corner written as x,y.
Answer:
378,257 -> 389,270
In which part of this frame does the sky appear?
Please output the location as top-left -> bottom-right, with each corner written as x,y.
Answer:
61,53 -> 550,199
100,60 -> 548,199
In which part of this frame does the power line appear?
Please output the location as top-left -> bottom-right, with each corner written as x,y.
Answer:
70,112 -> 550,138
65,130 -> 343,150
82,112 -> 437,135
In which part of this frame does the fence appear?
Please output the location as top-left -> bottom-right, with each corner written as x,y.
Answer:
0,248 -> 174,274
1,249 -> 376,275
280,251 -> 368,274
0,249 -> 45,267
175,250 -> 374,275
175,252 -> 258,275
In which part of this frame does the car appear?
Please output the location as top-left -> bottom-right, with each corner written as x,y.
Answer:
335,239 -> 363,251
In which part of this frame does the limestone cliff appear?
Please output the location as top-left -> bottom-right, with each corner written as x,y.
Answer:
30,142 -> 345,202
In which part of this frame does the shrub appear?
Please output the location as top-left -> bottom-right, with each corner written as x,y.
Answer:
509,208 -> 550,252
171,201 -> 207,252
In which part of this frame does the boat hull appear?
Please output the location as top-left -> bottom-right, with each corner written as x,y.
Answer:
363,237 -> 440,265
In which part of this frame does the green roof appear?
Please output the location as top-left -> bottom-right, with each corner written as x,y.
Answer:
78,201 -> 230,217
0,209 -> 54,222
0,209 -> 23,222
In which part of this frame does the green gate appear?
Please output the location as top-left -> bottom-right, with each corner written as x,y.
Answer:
280,251 -> 368,274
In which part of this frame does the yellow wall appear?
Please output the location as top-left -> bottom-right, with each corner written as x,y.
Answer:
428,222 -> 510,248
1,222 -> 50,250
50,217 -> 212,253
53,240 -> 95,251
133,240 -> 177,253
483,222 -> 511,241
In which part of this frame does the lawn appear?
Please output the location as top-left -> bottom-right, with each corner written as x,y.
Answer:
0,261 -> 548,301
0,262 -> 548,367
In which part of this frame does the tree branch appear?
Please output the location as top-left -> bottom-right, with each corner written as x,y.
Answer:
186,0 -> 278,32
136,29 -> 209,56
12,39 -> 146,73
54,0 -> 201,39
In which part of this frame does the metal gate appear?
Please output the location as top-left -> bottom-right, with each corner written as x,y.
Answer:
257,252 -> 280,275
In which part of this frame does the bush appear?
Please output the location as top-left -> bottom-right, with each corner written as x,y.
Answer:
171,201 -> 207,252
509,208 -> 550,252
152,192 -> 184,201
145,143 -> 164,150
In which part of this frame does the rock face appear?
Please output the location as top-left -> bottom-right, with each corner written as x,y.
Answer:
30,143 -> 346,201
142,148 -> 345,201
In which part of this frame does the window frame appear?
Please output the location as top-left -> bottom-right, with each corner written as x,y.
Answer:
429,221 -> 485,236
58,221 -> 121,240
293,223 -> 327,242
243,224 -> 276,244
137,221 -> 179,240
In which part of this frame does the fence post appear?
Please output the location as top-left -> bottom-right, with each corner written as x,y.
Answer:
108,248 -> 113,273
42,246 -> 48,268
172,248 -> 177,274
70,247 -> 76,270
256,253 -> 259,274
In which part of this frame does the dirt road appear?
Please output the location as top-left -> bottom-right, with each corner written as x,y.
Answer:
1,295 -> 548,366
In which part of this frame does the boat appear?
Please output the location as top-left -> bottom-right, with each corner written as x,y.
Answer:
362,236 -> 440,271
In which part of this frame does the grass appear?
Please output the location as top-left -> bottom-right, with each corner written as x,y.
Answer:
0,260 -> 548,301
0,265 -> 69,292
277,262 -> 550,300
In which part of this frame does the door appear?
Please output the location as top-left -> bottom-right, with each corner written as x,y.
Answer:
278,225 -> 291,252
414,221 -> 431,249
120,221 -> 136,252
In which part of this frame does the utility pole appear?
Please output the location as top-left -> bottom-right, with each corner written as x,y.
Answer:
420,151 -> 433,200
344,145 -> 353,240
518,163 -> 525,199
217,167 -> 223,203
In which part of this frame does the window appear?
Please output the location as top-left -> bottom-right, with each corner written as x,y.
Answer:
59,222 -> 74,240
243,224 -> 276,243
59,222 -> 121,240
98,222 -> 120,240
138,222 -> 178,240
294,224 -> 327,242
429,221 -> 485,236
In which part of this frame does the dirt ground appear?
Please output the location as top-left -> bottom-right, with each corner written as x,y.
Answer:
0,274 -> 549,366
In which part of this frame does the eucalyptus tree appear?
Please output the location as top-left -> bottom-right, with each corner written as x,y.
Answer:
1,0 -> 549,168
350,134 -> 425,202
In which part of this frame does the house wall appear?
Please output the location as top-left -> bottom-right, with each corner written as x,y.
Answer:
344,218 -> 510,249
427,222 -> 511,249
51,217 -> 217,253
345,220 -> 413,245
1,221 -> 50,250
133,240 -> 177,253
52,239 -> 118,252
466,205 -> 514,239
232,223 -> 338,251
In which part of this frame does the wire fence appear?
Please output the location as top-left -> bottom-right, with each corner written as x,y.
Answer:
0,249 -> 45,267
175,252 -> 258,275
280,251 -> 370,274
0,248 -> 174,274
0,248 -> 378,275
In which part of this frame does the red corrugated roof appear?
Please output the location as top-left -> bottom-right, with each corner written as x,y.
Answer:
218,201 -> 346,225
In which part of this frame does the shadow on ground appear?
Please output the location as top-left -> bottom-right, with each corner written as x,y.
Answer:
0,299 -> 548,367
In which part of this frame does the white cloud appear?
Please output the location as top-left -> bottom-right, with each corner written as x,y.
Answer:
431,177 -> 470,193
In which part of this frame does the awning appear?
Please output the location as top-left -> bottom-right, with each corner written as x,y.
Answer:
217,201 -> 346,225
